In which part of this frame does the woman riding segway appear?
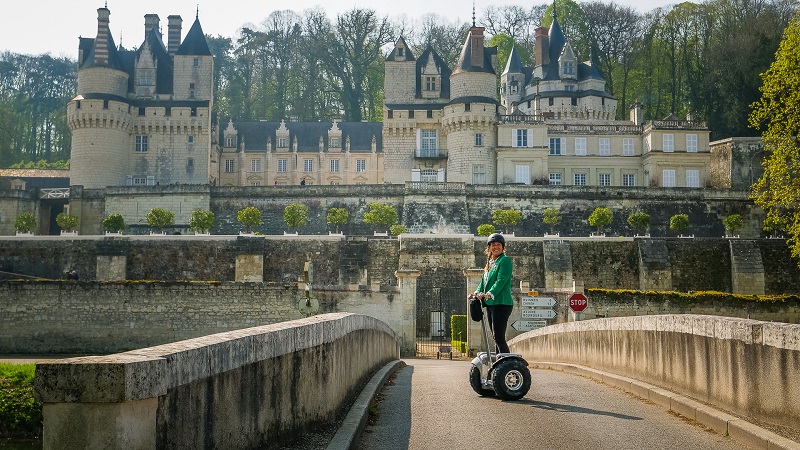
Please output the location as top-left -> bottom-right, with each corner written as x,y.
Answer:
468,233 -> 531,400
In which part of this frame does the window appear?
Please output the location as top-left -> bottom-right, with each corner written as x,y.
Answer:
250,159 -> 261,172
571,96 -> 577,105
574,137 -> 587,156
599,138 -> 611,156
278,138 -> 288,148
356,159 -> 366,172
549,138 -> 562,155
427,110 -> 433,119
663,134 -> 674,152
250,182 -> 261,186
330,159 -> 339,173
549,173 -> 562,185
599,173 -> 611,187
420,169 -> 437,182
133,177 -> 147,185
303,159 -> 313,172
662,169 -> 676,187
515,129 -> 528,148
138,72 -> 153,85
686,134 -> 698,153
623,174 -> 636,187
189,82 -> 196,99
277,159 -> 287,173
387,110 -> 393,119
425,76 -> 437,91
465,103 -> 471,112
190,107 -> 197,116
475,133 -> 483,146
409,110 -> 415,119
135,135 -> 148,152
686,169 -> 700,187
566,85 -> 575,92
188,135 -> 194,144
139,107 -> 146,116
146,176 -> 156,186
563,62 -> 574,74
225,136 -> 235,148
419,129 -> 438,157
473,165 -> 486,184
515,165 -> 530,184
623,138 -> 634,156
224,159 -> 235,173
187,158 -> 194,168
193,57 -> 199,67
330,138 -> 340,148
574,173 -> 587,186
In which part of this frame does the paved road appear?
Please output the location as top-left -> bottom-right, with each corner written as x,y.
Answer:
355,358 -> 748,450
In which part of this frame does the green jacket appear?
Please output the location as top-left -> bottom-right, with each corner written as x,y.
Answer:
474,253 -> 514,306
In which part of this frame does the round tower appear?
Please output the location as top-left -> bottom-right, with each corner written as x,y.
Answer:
442,26 -> 498,184
68,6 -> 132,189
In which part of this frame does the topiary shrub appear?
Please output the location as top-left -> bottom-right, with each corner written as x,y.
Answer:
627,212 -> 651,235
146,208 -> 175,233
102,213 -> 126,233
390,224 -> 407,235
542,208 -> 561,234
670,213 -> 690,236
477,223 -> 495,236
55,212 -> 79,232
588,207 -> 613,234
189,209 -> 215,234
14,213 -> 36,234
284,203 -> 309,230
237,206 -> 262,233
326,207 -> 348,233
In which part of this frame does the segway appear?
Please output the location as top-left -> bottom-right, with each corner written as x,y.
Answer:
469,295 -> 531,400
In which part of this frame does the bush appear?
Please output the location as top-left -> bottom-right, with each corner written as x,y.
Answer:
670,213 -> 690,235
237,206 -> 262,233
55,212 -> 79,232
476,223 -> 495,236
102,213 -> 126,232
390,224 -> 407,235
189,209 -> 215,233
284,203 -> 309,229
627,212 -> 651,233
0,363 -> 42,438
588,207 -> 613,234
450,314 -> 467,353
491,208 -> 522,233
14,213 -> 36,234
723,214 -> 743,235
363,202 -> 398,232
327,207 -> 348,233
542,208 -> 561,234
146,208 -> 175,232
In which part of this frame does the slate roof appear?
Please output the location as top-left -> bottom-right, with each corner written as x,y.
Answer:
176,18 -> 211,56
453,30 -> 497,75
385,37 -> 416,61
228,121 -> 383,153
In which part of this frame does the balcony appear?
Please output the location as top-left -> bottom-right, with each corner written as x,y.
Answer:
414,148 -> 448,159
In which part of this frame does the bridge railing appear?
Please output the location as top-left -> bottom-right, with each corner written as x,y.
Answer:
34,313 -> 399,449
509,314 -> 800,431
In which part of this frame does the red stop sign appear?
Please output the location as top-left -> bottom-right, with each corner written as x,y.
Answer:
569,293 -> 588,312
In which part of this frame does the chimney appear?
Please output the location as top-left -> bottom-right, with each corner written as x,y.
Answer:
469,27 -> 485,68
535,27 -> 549,67
94,7 -> 111,66
144,14 -> 160,40
630,99 -> 643,126
168,15 -> 182,55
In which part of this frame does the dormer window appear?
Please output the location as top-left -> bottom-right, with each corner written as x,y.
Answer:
398,47 -> 404,57
425,76 -> 437,91
330,138 -> 340,148
563,62 -> 575,75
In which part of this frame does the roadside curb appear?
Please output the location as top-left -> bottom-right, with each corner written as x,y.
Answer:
327,359 -> 404,450
531,361 -> 800,450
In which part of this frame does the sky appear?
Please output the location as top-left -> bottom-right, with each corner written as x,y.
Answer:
3,0 -> 678,58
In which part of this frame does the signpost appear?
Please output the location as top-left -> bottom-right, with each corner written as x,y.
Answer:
522,308 -> 557,319
521,297 -> 556,308
569,292 -> 588,313
511,320 -> 548,332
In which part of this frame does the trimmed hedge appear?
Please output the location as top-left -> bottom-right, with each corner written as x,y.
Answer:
451,314 -> 467,353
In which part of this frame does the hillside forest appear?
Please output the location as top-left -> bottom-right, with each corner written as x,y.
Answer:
0,0 -> 796,169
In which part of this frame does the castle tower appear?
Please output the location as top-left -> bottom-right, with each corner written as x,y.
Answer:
501,45 -> 524,110
443,26 -> 499,184
69,6 -> 132,189
382,37 -> 419,184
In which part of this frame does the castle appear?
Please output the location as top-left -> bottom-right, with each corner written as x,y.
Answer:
68,6 -> 713,190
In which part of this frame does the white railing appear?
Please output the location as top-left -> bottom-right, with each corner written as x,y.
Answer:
39,188 -> 70,199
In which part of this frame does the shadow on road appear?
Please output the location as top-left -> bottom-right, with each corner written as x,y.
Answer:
519,398 -> 643,420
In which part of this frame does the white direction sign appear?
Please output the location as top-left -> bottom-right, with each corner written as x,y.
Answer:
512,320 -> 548,332
522,308 -> 557,319
521,297 -> 557,308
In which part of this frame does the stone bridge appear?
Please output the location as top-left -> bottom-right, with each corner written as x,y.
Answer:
34,313 -> 800,449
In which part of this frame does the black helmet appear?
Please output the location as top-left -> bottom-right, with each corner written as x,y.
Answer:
486,233 -> 505,246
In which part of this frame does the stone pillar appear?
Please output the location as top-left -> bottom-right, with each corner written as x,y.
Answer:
464,268 -> 484,356
234,237 -> 265,282
395,269 -> 421,356
637,239 -> 672,291
542,241 -> 573,290
730,240 -> 765,295
96,237 -> 129,281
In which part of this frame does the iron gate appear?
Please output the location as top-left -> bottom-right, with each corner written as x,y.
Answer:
416,269 -> 467,358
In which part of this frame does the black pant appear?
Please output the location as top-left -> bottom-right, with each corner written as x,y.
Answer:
486,304 -> 513,353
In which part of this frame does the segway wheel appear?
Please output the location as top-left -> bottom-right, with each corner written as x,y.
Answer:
491,358 -> 531,401
469,364 -> 495,397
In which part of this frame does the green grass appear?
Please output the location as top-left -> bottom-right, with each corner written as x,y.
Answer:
0,363 -> 42,438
